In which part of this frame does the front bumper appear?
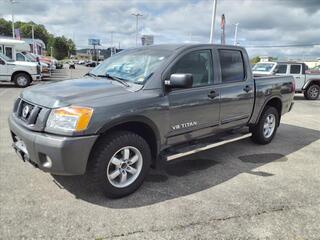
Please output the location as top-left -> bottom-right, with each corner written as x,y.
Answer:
9,115 -> 98,175
31,74 -> 41,81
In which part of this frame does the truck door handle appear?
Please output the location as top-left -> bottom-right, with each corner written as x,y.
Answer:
243,85 -> 252,93
208,90 -> 219,99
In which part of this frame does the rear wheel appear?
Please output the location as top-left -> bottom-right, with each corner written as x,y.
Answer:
13,73 -> 31,88
87,131 -> 151,198
250,106 -> 279,145
304,84 -> 320,100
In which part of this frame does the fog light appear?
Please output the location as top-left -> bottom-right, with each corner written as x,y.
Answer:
42,156 -> 52,168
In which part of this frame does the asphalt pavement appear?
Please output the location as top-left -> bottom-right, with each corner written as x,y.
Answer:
0,67 -> 319,239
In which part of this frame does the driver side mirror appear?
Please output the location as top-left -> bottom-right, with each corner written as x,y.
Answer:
0,59 -> 5,65
165,73 -> 193,88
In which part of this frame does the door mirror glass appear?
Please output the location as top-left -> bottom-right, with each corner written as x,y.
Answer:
166,73 -> 193,88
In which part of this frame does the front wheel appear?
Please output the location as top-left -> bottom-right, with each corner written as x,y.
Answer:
304,84 -> 320,100
250,106 -> 279,145
88,131 -> 151,198
13,73 -> 31,88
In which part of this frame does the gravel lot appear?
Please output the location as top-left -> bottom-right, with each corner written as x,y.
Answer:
0,68 -> 319,239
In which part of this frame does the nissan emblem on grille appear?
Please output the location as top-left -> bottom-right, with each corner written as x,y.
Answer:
22,105 -> 30,118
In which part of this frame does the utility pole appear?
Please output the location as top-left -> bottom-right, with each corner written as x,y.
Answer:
31,25 -> 35,54
50,46 -> 53,58
233,23 -> 239,46
209,0 -> 217,44
132,13 -> 143,47
10,0 -> 17,39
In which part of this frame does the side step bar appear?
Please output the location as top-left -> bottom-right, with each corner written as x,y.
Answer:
166,133 -> 252,162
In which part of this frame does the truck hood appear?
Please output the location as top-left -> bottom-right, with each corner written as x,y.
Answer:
9,61 -> 38,67
21,77 -> 142,108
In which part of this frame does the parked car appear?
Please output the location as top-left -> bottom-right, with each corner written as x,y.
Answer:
252,62 -> 277,77
274,62 -> 320,100
69,61 -> 75,69
9,44 -> 295,198
0,52 -> 41,87
85,61 -> 97,67
55,61 -> 63,69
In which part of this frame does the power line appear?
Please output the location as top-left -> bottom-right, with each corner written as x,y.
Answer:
245,43 -> 320,48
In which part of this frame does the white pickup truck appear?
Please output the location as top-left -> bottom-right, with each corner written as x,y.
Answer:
274,62 -> 320,100
0,53 -> 41,87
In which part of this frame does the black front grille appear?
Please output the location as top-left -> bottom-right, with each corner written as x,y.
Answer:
15,99 -> 41,125
13,98 -> 51,131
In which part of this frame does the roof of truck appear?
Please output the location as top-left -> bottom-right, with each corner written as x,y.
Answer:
142,44 -> 245,51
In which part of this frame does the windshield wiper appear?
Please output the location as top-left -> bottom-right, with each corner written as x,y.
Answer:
103,74 -> 130,87
85,72 -> 130,87
85,72 -> 97,77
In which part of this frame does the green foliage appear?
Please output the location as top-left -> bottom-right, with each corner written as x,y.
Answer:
250,56 -> 261,65
0,18 -> 75,60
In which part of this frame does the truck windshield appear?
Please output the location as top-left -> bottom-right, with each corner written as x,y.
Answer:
0,53 -> 14,62
253,63 -> 275,72
89,48 -> 171,84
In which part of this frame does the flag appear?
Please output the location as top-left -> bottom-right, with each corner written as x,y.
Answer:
221,14 -> 225,29
15,28 -> 21,40
221,14 -> 226,45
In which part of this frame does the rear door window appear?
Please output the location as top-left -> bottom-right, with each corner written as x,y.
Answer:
218,50 -> 245,83
290,64 -> 301,74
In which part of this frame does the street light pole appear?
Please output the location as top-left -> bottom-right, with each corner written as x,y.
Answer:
233,23 -> 239,46
10,0 -> 17,39
209,0 -> 217,44
132,13 -> 143,47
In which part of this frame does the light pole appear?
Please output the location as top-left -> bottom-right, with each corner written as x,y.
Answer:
131,13 -> 143,47
209,0 -> 217,44
10,0 -> 17,39
233,23 -> 239,46
50,46 -> 53,58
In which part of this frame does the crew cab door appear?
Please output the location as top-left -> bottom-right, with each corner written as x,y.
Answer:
215,49 -> 254,129
165,48 -> 220,145
289,64 -> 305,91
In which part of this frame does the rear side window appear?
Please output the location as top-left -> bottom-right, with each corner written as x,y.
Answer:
218,50 -> 245,83
290,65 -> 301,74
275,64 -> 287,74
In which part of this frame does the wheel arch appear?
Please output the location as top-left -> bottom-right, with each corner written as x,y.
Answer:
302,79 -> 320,90
93,116 -> 161,166
11,71 -> 32,82
254,97 -> 282,126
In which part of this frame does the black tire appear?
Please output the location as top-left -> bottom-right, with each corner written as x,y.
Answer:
13,73 -> 31,88
250,106 -> 279,145
304,84 -> 320,100
87,131 -> 151,198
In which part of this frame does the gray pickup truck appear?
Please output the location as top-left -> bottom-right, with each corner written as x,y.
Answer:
9,44 -> 295,198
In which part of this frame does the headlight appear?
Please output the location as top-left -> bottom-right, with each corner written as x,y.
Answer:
46,106 -> 93,133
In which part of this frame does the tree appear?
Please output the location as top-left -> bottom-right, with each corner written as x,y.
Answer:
250,56 -> 261,65
0,18 -> 11,36
52,36 -> 69,60
0,18 -> 76,59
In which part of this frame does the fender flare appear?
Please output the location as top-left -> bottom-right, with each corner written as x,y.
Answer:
302,78 -> 320,90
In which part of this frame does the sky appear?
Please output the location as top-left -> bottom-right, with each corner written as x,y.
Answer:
0,0 -> 320,59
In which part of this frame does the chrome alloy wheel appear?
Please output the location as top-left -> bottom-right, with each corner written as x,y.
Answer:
263,113 -> 276,138
106,146 -> 143,188
16,75 -> 28,86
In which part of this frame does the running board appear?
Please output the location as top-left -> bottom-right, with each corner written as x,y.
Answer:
165,132 -> 252,162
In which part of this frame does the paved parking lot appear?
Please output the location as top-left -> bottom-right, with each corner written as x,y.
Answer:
0,69 -> 319,239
